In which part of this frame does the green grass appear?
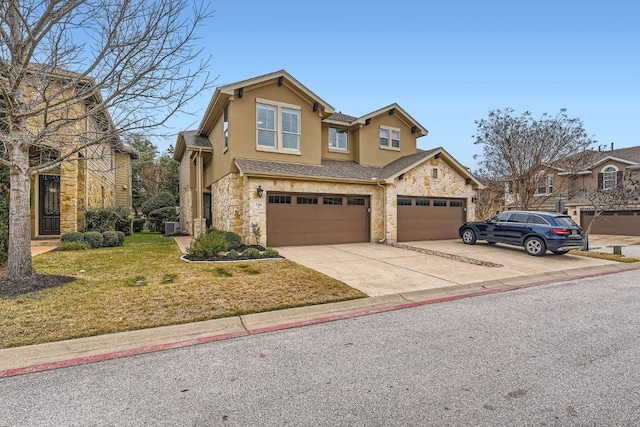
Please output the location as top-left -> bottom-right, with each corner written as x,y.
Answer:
0,233 -> 366,349
569,249 -> 639,263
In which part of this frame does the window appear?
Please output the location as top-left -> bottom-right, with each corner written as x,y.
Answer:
323,197 -> 343,205
223,104 -> 229,151
527,215 -> 548,225
450,200 -> 462,207
601,166 -> 619,190
509,213 -> 529,223
329,128 -> 348,151
257,99 -> 301,152
433,200 -> 447,207
416,199 -> 430,206
379,126 -> 400,150
536,175 -> 554,194
268,195 -> 291,204
432,168 -> 438,179
347,198 -> 365,206
398,198 -> 412,206
297,197 -> 318,205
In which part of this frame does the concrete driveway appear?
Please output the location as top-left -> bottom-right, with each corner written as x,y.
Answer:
277,240 -> 621,297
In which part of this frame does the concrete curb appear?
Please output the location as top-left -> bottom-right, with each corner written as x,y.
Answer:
1,262 -> 639,378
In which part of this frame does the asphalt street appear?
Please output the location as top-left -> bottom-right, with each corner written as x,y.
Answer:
1,270 -> 639,426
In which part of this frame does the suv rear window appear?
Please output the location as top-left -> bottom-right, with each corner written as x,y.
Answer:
554,216 -> 579,227
527,215 -> 548,225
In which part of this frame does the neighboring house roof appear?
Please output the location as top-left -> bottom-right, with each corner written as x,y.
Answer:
174,130 -> 212,160
235,147 -> 483,188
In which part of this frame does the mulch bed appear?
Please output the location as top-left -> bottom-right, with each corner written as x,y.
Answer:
182,244 -> 284,262
0,273 -> 76,298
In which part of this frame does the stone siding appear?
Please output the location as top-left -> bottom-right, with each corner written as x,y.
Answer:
211,173 -> 245,236
178,154 -> 192,233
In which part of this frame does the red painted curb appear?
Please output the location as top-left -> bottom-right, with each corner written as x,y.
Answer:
2,265 -> 637,378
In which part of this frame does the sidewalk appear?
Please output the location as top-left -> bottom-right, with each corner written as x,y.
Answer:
2,257 -> 639,378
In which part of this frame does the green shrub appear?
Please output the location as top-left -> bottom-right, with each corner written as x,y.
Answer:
115,231 -> 126,246
102,231 -> 119,247
262,248 -> 280,258
187,232 -> 227,257
242,247 -> 261,258
132,218 -> 145,233
61,231 -> 84,243
224,231 -> 243,250
85,206 -> 132,234
227,249 -> 239,259
60,241 -> 88,251
84,231 -> 104,248
148,206 -> 178,233
141,191 -> 175,216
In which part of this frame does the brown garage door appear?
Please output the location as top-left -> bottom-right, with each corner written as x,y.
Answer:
397,197 -> 466,241
267,193 -> 369,246
580,210 -> 640,236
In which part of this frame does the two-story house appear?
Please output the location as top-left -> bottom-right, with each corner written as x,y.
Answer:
503,145 -> 640,236
175,70 -> 483,246
1,69 -> 136,238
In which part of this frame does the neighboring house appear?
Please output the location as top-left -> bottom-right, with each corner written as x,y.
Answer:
504,145 -> 640,235
175,70 -> 483,246
1,69 -> 136,238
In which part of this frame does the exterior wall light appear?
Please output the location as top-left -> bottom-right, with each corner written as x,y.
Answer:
471,195 -> 478,203
256,185 -> 264,198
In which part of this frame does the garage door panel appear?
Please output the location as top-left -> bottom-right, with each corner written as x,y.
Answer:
267,193 -> 369,246
398,197 -> 465,242
581,211 -> 640,236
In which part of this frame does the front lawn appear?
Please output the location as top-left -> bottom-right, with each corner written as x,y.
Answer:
0,233 -> 366,349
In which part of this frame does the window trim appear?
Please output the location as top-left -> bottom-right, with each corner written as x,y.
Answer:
601,165 -> 618,190
379,125 -> 401,151
535,175 -> 554,195
328,127 -> 349,153
256,98 -> 301,155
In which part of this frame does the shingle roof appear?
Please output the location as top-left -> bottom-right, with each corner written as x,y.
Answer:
236,149 -> 443,182
604,146 -> 640,163
182,130 -> 211,149
325,112 -> 358,123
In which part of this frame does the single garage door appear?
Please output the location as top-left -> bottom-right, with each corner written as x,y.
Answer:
267,193 -> 369,246
580,210 -> 640,236
397,197 -> 466,241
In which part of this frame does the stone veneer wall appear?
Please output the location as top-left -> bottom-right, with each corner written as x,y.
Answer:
178,154 -> 192,234
386,157 -> 476,242
59,160 -> 78,235
244,177 -> 385,245
211,173 -> 245,236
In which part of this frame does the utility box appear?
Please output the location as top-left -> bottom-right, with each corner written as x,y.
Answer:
164,221 -> 180,236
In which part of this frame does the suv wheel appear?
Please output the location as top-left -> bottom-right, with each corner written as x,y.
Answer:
524,236 -> 546,256
461,229 -> 477,245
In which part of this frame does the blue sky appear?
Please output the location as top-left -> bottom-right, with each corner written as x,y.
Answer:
160,0 -> 639,170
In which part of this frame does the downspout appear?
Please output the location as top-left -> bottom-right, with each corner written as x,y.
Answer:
377,180 -> 386,243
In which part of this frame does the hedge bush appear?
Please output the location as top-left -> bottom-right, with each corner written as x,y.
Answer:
262,248 -> 280,258
187,232 -> 227,257
242,247 -> 261,258
206,228 -> 242,250
84,231 -> 104,249
61,231 -> 84,243
85,206 -> 132,235
102,231 -> 120,247
141,191 -> 175,217
116,231 -> 126,246
132,218 -> 145,233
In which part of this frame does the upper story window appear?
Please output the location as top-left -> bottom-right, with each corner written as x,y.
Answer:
223,104 -> 229,151
329,127 -> 348,151
536,175 -> 554,195
256,98 -> 301,153
600,166 -> 619,190
379,126 -> 400,150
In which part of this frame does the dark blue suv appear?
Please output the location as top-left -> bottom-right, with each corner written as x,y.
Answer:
459,211 -> 585,256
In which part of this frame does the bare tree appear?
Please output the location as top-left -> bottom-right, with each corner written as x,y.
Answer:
472,170 -> 506,220
0,0 -> 213,279
474,108 -> 596,209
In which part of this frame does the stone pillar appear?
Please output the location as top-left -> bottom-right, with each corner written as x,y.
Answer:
59,160 -> 78,234
192,218 -> 207,238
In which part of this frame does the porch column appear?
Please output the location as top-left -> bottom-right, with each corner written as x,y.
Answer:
192,149 -> 206,237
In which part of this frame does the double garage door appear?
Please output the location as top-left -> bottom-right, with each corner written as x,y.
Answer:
266,193 -> 467,246
266,193 -> 370,247
397,197 -> 466,241
580,210 -> 640,236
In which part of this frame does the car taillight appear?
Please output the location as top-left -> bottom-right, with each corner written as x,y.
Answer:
551,228 -> 570,235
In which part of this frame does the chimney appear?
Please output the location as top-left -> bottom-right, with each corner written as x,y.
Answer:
611,142 -> 614,150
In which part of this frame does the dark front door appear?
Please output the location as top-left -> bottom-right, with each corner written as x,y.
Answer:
39,175 -> 60,235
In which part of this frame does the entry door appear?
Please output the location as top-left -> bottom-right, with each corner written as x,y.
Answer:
39,175 -> 61,235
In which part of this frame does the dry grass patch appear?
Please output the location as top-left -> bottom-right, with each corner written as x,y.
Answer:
569,250 -> 639,263
0,233 -> 366,349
